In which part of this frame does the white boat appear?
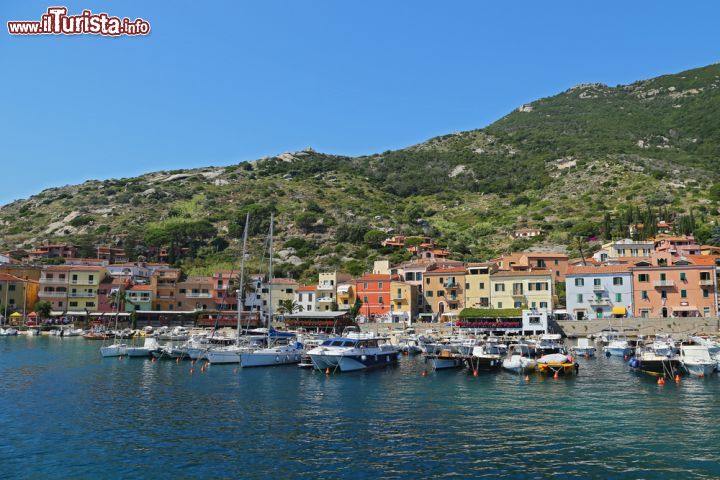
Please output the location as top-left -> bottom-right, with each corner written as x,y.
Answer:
571,338 -> 596,357
425,346 -> 464,370
307,337 -> 400,372
680,345 -> 715,377
690,336 -> 720,356
100,343 -> 127,357
502,344 -> 537,373
603,339 -> 632,357
651,334 -> 676,357
25,328 -> 40,336
0,328 -> 19,336
240,342 -> 303,368
126,337 -> 161,357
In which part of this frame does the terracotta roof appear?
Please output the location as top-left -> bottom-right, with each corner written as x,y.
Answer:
0,273 -> 24,282
357,274 -> 392,281
424,267 -> 466,275
491,269 -> 552,277
522,252 -> 568,259
567,265 -> 632,275
129,285 -> 153,291
297,285 -> 316,292
686,255 -> 720,266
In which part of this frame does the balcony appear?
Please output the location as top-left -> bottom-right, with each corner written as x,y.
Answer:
589,297 -> 611,306
186,293 -> 212,298
592,284 -> 604,291
699,279 -> 714,286
443,280 -> 457,288
41,291 -> 67,298
654,280 -> 675,288
318,297 -> 335,303
156,295 -> 175,300
317,283 -> 335,291
512,291 -> 525,298
68,292 -> 95,298
41,278 -> 68,284
392,295 -> 406,302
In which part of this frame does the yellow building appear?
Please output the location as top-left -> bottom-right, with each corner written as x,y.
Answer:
464,263 -> 493,308
389,280 -> 418,322
66,266 -> 107,312
336,281 -> 356,311
0,274 -> 39,320
489,270 -> 553,311
423,267 -> 466,321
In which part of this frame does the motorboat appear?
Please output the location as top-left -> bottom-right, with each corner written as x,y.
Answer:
502,344 -> 537,373
425,346 -> 464,370
206,335 -> 267,364
537,353 -> 578,376
0,328 -> 19,336
157,326 -> 190,342
628,347 -> 682,378
307,336 -> 400,372
535,334 -> 565,356
680,345 -> 715,377
126,337 -> 161,357
571,338 -> 596,357
603,338 -> 632,357
396,336 -> 423,355
690,336 -> 720,356
465,344 -> 503,372
651,334 -> 677,357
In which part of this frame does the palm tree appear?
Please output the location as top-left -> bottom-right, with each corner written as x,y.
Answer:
277,299 -> 303,316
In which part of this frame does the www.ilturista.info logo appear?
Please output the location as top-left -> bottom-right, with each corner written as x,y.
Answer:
7,7 -> 150,36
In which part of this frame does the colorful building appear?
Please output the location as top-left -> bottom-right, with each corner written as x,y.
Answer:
354,274 -> 392,320
259,278 -> 299,320
565,265 -> 633,320
631,256 -> 717,318
125,285 -> 154,312
176,276 -> 214,311
66,266 -> 106,313
389,280 -> 418,323
151,268 -> 181,311
336,281 -> 356,311
423,267 -> 466,321
490,270 -> 553,311
316,271 -> 351,311
212,271 -> 239,311
0,274 -> 39,318
464,263 -> 493,308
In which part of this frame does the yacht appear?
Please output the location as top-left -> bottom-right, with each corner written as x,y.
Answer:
603,337 -> 632,357
535,334 -> 565,356
571,338 -> 596,357
307,336 -> 400,372
240,339 -> 304,368
680,345 -> 715,377
465,343 -> 503,372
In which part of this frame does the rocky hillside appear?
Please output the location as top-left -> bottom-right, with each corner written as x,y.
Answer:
3,63 -> 720,282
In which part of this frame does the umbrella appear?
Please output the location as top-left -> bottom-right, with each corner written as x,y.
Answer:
27,312 -> 37,317
9,312 -> 22,318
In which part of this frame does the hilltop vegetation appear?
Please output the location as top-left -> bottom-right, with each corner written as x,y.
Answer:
4,63 -> 720,282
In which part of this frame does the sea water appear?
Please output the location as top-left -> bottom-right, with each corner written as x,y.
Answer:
1,336 -> 719,479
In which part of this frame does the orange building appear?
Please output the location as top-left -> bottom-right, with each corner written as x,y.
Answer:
354,274 -> 393,321
631,256 -> 718,318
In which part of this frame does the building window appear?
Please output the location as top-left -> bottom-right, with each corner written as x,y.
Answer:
514,301 -> 522,308
615,293 -> 622,302
497,302 -> 502,308
540,302 -> 547,308
638,274 -> 649,282
641,310 -> 650,318
425,278 -> 430,285
681,289 -> 687,299
465,283 -> 470,290
426,291 -> 433,297
641,291 -> 648,300
704,307 -> 711,317
577,294 -> 583,303
680,272 -> 687,282
363,296 -> 368,303
378,296 -> 384,304
437,291 -> 444,297
613,277 -> 623,286
574,278 -> 584,287
378,282 -> 383,289
594,278 -> 601,287
494,284 -> 505,292
700,272 -> 711,281
479,282 -> 485,289
660,273 -> 667,281
537,260 -> 546,268
703,289 -> 709,298
661,290 -> 667,299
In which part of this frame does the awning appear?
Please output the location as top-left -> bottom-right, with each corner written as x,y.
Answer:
337,285 -> 351,293
672,306 -> 698,312
611,307 -> 627,315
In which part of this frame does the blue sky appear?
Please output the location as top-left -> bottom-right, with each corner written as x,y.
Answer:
1,1 -> 718,205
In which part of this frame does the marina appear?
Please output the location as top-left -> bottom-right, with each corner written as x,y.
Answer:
1,333 -> 720,478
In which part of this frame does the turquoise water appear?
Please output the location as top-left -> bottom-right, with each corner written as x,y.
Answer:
1,337 -> 719,479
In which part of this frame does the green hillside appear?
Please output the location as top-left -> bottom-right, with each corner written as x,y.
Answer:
3,63 -> 720,283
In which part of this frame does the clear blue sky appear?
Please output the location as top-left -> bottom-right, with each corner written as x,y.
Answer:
1,1 -> 718,205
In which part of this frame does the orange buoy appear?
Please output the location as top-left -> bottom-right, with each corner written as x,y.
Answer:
189,368 -> 194,375
205,362 -> 210,368
191,360 -> 195,366
176,357 -> 180,364
325,368 -> 331,375
658,377 -> 665,385
699,373 -> 705,378
524,375 -> 530,382
422,370 -> 427,377
473,370 -> 478,377
553,372 -> 559,379
201,366 -> 205,374
675,374 -> 681,383
151,357 -> 156,363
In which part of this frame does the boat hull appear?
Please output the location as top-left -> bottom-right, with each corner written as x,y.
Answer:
628,358 -> 681,377
100,344 -> 127,357
572,347 -> 596,357
240,350 -> 302,368
684,362 -> 715,377
604,347 -> 632,357
427,355 -> 464,370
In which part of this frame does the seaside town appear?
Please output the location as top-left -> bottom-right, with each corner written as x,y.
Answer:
0,229 -> 718,329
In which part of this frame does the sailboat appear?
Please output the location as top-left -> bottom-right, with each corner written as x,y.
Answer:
100,289 -> 128,357
240,213 -> 303,367
206,213 -> 255,365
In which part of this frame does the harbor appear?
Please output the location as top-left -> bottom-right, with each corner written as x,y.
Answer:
1,333 -> 719,478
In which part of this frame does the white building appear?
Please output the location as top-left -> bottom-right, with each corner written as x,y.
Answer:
294,285 -> 316,312
593,239 -> 654,262
565,265 -> 633,320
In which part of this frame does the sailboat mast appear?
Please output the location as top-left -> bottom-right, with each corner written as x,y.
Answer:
236,213 -> 250,346
267,213 -> 274,332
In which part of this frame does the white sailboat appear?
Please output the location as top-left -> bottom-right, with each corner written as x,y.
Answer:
206,213 -> 252,365
240,213 -> 303,368
100,290 -> 128,358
